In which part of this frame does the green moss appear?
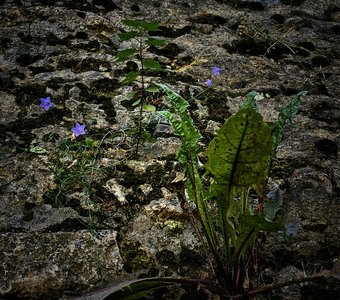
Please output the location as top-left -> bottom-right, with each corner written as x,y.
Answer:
162,220 -> 184,236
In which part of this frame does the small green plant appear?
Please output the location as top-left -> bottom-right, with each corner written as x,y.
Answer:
115,19 -> 170,154
50,136 -> 101,205
37,96 -> 116,282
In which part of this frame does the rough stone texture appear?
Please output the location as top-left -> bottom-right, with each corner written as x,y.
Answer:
0,230 -> 122,299
0,0 -> 339,299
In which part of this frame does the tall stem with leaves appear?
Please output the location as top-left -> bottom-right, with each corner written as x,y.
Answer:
115,19 -> 169,155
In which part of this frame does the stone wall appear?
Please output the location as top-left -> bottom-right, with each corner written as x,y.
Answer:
0,0 -> 339,299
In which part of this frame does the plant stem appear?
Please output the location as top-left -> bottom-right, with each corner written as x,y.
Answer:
135,36 -> 145,156
187,159 -> 230,288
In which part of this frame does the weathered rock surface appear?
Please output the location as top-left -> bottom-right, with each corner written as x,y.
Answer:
1,230 -> 122,299
0,0 -> 339,298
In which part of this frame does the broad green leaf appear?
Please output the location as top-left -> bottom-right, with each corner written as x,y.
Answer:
118,31 -> 141,41
122,19 -> 161,31
121,71 -> 139,85
114,48 -> 137,62
142,104 -> 156,112
205,108 -> 272,201
146,37 -> 168,46
205,108 -> 272,259
143,58 -> 165,72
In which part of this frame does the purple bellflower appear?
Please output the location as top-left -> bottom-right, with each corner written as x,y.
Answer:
212,66 -> 221,76
72,122 -> 86,137
40,97 -> 54,111
206,79 -> 213,87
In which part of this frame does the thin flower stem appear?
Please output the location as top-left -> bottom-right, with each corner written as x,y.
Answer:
135,36 -> 146,156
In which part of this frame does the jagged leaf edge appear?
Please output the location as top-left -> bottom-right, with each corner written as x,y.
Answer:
157,83 -> 219,255
271,91 -> 307,156
157,83 -> 202,159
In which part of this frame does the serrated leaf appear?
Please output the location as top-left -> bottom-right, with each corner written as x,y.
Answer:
143,58 -> 165,72
156,83 -> 218,256
118,31 -> 141,41
142,104 -> 156,112
114,48 -> 138,62
271,91 -> 307,156
122,19 -> 161,31
121,71 -> 139,85
156,83 -> 189,114
146,38 -> 167,46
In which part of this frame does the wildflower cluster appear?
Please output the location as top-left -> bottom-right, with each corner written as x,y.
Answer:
39,97 -> 85,138
205,66 -> 221,86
